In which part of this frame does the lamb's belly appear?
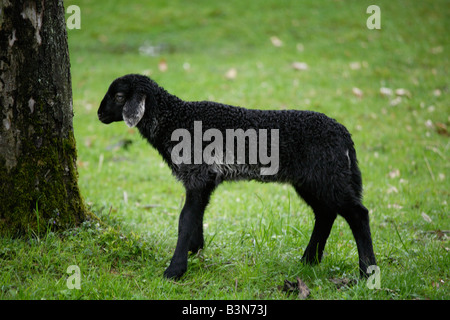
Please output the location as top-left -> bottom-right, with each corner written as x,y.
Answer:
212,163 -> 279,182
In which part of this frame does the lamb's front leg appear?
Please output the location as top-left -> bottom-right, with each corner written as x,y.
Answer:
164,185 -> 215,279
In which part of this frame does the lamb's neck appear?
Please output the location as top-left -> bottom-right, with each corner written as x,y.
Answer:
136,92 -> 182,164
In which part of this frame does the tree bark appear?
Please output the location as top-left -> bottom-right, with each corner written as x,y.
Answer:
0,0 -> 87,236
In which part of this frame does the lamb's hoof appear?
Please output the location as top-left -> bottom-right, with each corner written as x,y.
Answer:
164,265 -> 186,280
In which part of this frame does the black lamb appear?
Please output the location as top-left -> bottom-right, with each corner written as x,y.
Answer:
97,74 -> 376,279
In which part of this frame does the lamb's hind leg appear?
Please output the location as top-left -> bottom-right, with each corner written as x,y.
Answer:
294,186 -> 337,265
302,211 -> 336,264
340,203 -> 376,277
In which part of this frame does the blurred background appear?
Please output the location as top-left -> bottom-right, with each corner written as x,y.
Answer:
66,0 -> 448,210
64,0 -> 448,298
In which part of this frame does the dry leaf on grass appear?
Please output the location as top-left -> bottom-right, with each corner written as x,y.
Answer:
225,68 -> 237,80
395,88 -> 411,97
380,87 -> 393,96
421,212 -> 432,223
390,97 -> 402,106
388,169 -> 400,179
435,122 -> 449,136
281,277 -> 310,299
432,279 -> 445,288
422,230 -> 450,240
270,36 -> 283,47
352,87 -> 363,98
329,278 -> 357,289
387,186 -> 398,194
158,59 -> 168,72
292,62 -> 308,71
349,62 -> 361,70
425,119 -> 433,129
387,203 -> 403,209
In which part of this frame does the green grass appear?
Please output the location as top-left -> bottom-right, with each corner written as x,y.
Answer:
1,0 -> 449,300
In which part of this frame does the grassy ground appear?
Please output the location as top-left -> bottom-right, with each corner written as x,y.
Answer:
1,0 -> 448,300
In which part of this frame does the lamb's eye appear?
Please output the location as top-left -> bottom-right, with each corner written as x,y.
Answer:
115,93 -> 125,103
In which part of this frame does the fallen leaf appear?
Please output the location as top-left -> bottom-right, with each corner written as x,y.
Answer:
387,186 -> 398,194
84,137 -> 93,148
380,87 -> 393,96
389,97 -> 402,106
139,43 -> 166,57
349,62 -> 361,70
435,230 -> 449,240
296,278 -> 310,299
270,36 -> 283,47
421,212 -> 432,223
395,88 -> 411,97
158,59 -> 168,72
225,68 -> 237,80
423,230 -> 450,240
282,279 -> 297,292
387,203 -> 403,209
352,87 -> 363,98
183,62 -> 191,71
76,160 -> 89,168
281,277 -> 310,299
84,102 -> 93,111
291,62 -> 308,71
432,279 -> 445,288
388,169 -> 400,178
435,122 -> 449,136
329,278 -> 357,289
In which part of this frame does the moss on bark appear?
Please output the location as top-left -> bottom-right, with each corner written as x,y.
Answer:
0,120 -> 88,236
0,1 -> 88,236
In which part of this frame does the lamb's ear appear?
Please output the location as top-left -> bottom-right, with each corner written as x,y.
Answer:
123,93 -> 146,127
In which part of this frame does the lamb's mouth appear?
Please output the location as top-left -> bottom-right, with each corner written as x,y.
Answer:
98,114 -> 114,124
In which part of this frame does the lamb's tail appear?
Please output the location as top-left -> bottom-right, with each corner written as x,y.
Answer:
347,145 -> 364,202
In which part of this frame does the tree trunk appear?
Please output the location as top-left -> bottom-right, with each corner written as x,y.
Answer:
0,0 -> 87,236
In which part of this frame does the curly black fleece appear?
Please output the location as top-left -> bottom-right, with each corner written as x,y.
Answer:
98,74 -> 376,279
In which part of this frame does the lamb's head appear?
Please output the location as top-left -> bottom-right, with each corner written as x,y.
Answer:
98,74 -> 156,128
